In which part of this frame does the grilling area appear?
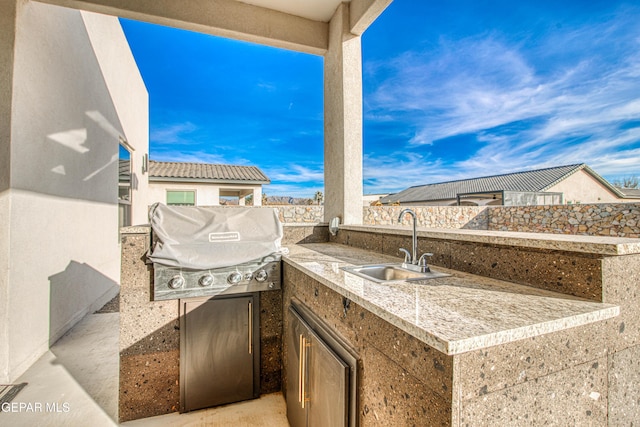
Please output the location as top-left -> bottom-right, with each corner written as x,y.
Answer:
113,204 -> 639,426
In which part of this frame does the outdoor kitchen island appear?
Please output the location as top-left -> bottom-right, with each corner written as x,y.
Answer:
119,224 -> 640,425
282,243 -> 623,426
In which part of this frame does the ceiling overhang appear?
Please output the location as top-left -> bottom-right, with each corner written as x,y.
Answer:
35,0 -> 392,55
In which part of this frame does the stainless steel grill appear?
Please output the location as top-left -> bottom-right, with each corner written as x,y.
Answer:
153,254 -> 281,301
147,203 -> 284,412
148,203 -> 283,301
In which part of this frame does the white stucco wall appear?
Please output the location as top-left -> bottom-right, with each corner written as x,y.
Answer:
0,190 -> 10,381
148,181 -> 263,207
82,11 -> 150,226
0,2 -> 135,382
548,170 -> 619,204
0,1 -> 16,194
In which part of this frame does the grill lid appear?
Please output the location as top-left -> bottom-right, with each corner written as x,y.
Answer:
148,203 -> 283,270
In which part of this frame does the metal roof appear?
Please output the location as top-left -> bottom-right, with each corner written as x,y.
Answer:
380,164 -> 624,204
119,160 -> 270,184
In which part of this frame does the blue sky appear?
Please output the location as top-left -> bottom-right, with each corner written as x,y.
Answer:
120,0 -> 640,197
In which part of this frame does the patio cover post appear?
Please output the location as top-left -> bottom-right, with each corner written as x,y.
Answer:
324,3 -> 363,225
0,0 -> 17,194
0,0 -> 19,383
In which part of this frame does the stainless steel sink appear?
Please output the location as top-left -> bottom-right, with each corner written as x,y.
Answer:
341,264 -> 450,283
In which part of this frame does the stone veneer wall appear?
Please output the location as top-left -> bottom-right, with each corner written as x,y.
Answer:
331,228 -> 640,424
487,203 -> 640,237
274,206 -> 325,223
119,227 -> 284,422
225,203 -> 640,236
364,206 -> 489,229
363,203 -> 640,237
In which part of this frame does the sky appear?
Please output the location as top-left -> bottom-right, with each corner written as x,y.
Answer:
119,0 -> 640,198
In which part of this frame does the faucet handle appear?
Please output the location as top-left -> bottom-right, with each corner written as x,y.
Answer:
417,253 -> 433,272
399,248 -> 411,264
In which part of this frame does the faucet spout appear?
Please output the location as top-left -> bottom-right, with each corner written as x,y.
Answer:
398,208 -> 418,265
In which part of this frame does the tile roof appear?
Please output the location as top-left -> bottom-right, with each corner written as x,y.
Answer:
119,159 -> 131,182
380,164 -> 623,204
119,160 -> 270,184
619,188 -> 640,198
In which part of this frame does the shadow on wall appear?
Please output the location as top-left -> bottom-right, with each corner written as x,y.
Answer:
49,260 -> 119,346
43,110 -> 121,204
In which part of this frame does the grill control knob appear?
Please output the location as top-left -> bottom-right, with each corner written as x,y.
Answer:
227,271 -> 242,285
255,269 -> 268,283
199,274 -> 214,287
168,275 -> 184,289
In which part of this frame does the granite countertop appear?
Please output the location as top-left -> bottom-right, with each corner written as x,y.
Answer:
284,243 -> 619,355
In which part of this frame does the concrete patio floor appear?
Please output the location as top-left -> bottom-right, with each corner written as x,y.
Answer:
0,307 -> 289,426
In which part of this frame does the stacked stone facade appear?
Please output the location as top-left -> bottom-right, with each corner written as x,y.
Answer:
273,203 -> 640,237
363,206 -> 488,229
363,204 -> 640,237
274,206 -> 324,223
488,204 -> 640,237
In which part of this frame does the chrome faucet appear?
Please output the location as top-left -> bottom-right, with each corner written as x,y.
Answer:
397,208 -> 432,272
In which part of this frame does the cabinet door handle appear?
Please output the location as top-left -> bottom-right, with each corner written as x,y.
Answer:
301,335 -> 307,409
298,334 -> 304,404
248,302 -> 253,354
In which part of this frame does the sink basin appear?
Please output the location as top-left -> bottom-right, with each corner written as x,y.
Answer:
341,264 -> 450,283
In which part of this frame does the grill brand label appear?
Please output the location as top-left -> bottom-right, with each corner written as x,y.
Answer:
208,232 -> 240,242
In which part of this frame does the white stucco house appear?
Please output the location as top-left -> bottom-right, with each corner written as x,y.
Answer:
119,159 -> 269,224
380,164 -> 640,206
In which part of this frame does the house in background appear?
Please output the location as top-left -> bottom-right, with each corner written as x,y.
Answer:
363,193 -> 389,205
120,160 -> 270,224
381,164 -> 640,206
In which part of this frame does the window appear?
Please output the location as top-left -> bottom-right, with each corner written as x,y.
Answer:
118,139 -> 133,227
167,190 -> 196,206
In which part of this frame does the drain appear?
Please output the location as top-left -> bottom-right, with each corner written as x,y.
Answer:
0,383 -> 28,410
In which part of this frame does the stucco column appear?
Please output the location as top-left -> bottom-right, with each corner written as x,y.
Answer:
0,0 -> 17,193
0,0 -> 18,383
324,3 -> 363,225
253,186 -> 262,206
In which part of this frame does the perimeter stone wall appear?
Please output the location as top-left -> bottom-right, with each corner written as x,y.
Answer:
487,203 -> 640,237
273,206 -> 324,223
363,206 -> 489,229
272,203 -> 640,237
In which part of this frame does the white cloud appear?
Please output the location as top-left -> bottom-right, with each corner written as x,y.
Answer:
263,183 -> 323,198
365,6 -> 640,184
266,164 -> 324,183
150,122 -> 199,145
363,152 -> 448,193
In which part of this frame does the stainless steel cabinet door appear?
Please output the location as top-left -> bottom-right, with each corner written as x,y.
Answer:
183,296 -> 254,412
287,308 -> 308,427
287,306 -> 349,427
307,328 -> 349,427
